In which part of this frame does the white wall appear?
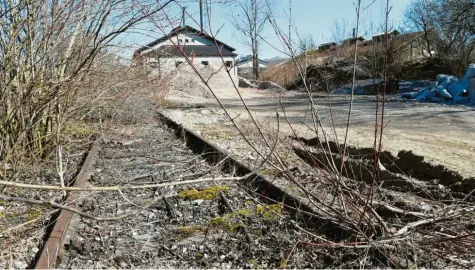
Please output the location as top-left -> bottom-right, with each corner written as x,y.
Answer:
140,30 -> 238,81
150,56 -> 237,76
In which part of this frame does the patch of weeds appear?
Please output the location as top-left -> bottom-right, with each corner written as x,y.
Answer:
248,259 -> 258,268
256,204 -> 282,221
177,186 -> 229,200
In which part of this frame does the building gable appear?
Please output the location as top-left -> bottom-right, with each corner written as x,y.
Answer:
135,25 -> 235,56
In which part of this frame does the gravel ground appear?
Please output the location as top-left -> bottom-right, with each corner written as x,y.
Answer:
57,119 -> 475,269
58,122 -> 346,269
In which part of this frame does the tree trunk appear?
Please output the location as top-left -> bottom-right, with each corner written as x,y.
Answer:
252,0 -> 259,80
253,42 -> 259,80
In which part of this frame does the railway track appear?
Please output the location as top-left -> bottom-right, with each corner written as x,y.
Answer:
32,112 -> 475,269
34,113 -> 341,269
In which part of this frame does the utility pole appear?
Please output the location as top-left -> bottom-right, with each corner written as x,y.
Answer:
182,7 -> 187,27
289,0 -> 292,52
199,0 -> 204,32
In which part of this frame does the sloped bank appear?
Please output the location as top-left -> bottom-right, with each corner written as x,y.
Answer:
293,136 -> 475,197
238,76 -> 286,92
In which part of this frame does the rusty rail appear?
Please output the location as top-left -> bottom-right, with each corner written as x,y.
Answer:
34,141 -> 100,269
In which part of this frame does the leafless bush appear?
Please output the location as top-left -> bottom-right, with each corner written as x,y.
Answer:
404,0 -> 475,75
0,0 -> 172,166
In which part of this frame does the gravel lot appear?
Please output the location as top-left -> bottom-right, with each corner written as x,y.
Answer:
166,87 -> 475,178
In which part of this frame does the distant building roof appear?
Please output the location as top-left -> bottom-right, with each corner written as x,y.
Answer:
372,29 -> 400,38
342,36 -> 365,43
319,42 -> 337,47
135,25 -> 236,55
236,56 -> 268,65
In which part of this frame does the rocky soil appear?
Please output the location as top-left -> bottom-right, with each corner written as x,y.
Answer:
58,122 -> 342,269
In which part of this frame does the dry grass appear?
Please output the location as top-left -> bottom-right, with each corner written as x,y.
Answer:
261,38 -> 423,90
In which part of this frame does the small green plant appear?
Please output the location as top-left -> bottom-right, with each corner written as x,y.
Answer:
280,258 -> 288,268
256,204 -> 282,221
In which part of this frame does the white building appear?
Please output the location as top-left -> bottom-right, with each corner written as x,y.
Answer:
133,25 -> 238,76
235,56 -> 268,69
235,56 -> 268,78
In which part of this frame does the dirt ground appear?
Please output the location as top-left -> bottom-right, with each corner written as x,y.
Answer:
165,87 -> 475,178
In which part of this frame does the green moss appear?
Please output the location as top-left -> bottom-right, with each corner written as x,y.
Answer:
26,209 -> 42,221
210,216 -> 233,231
209,215 -> 244,232
245,200 -> 254,205
177,186 -> 229,200
234,208 -> 252,217
256,204 -> 282,221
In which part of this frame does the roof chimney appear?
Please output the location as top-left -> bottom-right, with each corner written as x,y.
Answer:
199,0 -> 204,32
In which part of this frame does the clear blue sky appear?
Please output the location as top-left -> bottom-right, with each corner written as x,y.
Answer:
122,0 -> 413,59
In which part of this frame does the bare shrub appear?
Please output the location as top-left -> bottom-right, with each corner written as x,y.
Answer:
404,0 -> 475,75
0,0 -> 172,166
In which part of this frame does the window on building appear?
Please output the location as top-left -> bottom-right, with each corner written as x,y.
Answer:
178,39 -> 183,43
201,61 -> 209,66
225,61 -> 232,67
175,61 -> 183,67
185,38 -> 189,43
191,39 -> 195,43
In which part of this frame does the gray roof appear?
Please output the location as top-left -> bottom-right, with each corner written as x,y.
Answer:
135,25 -> 236,55
236,56 -> 268,65
319,42 -> 337,47
150,45 -> 237,57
